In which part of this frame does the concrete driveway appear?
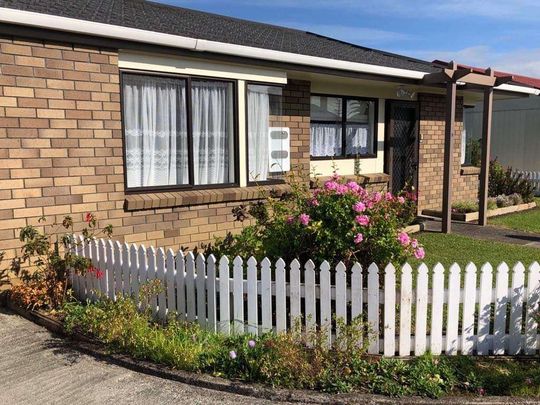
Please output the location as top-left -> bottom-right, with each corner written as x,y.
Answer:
0,308 -> 288,405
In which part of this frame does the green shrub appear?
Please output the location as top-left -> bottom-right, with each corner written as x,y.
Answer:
209,174 -> 423,268
489,159 -> 535,203
452,200 -> 478,213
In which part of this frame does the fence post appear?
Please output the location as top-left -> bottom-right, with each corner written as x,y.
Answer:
206,254 -> 217,333
233,256 -> 244,335
461,263 -> 477,355
446,263 -> 461,355
175,250 -> 186,320
289,259 -> 301,329
335,262 -> 347,337
275,258 -> 287,333
320,261 -> 331,346
383,263 -> 396,357
525,262 -> 540,355
494,262 -> 509,354
509,262 -> 525,355
261,257 -> 272,333
185,252 -> 196,322
196,253 -> 207,329
431,263 -> 445,355
304,260 -> 316,332
157,248 -> 167,321
399,263 -> 412,357
165,249 -> 176,317
218,256 -> 230,335
415,264 -> 428,355
477,263 -> 493,355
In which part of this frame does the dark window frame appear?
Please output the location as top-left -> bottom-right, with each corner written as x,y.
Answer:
310,93 -> 378,160
245,81 -> 287,186
120,69 -> 240,194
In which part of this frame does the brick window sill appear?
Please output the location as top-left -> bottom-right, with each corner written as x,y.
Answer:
124,184 -> 292,211
310,172 -> 390,188
460,166 -> 481,176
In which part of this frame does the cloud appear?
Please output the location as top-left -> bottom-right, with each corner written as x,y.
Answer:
405,46 -> 540,76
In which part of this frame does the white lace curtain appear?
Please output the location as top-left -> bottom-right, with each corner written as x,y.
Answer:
247,87 -> 270,181
191,80 -> 234,185
310,123 -> 342,157
123,74 -> 188,188
345,124 -> 370,155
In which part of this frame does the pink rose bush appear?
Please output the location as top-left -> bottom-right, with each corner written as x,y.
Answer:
211,173 -> 423,267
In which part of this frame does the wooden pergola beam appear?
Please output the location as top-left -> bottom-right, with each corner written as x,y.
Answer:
455,73 -> 497,87
421,68 -> 454,85
441,79 -> 457,233
478,69 -> 494,226
495,75 -> 514,86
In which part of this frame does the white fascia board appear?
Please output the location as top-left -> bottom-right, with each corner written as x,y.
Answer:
0,7 -> 427,80
496,83 -> 540,96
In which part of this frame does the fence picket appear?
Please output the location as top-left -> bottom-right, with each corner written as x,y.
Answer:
105,240 -> 114,300
431,263 -> 445,355
185,252 -> 196,322
494,263 -> 509,354
351,263 -> 362,321
275,258 -> 287,333
446,263 -> 461,355
73,237 -> 540,358
206,255 -> 217,333
305,260 -> 316,332
147,246 -> 157,316
218,256 -> 230,335
113,241 -> 122,298
261,258 -> 272,333
130,244 -> 139,303
477,263 -> 493,355
525,262 -> 540,355
98,240 -> 108,299
247,257 -> 258,336
233,256 -> 244,334
320,261 -> 331,345
399,264 -> 412,357
336,262 -> 347,336
196,253 -> 207,328
176,250 -> 186,320
122,242 -> 130,297
461,263 -> 477,355
384,263 -> 396,357
367,263 -> 379,354
509,262 -> 525,355
157,248 -> 167,321
415,264 -> 428,355
165,249 -> 176,316
289,259 -> 301,329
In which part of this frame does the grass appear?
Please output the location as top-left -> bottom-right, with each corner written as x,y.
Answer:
489,198 -> 540,234
412,232 -> 540,268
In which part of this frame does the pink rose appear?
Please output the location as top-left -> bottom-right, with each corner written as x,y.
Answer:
346,181 -> 360,192
309,198 -> 319,207
385,192 -> 393,201
397,196 -> 405,204
414,247 -> 425,260
397,231 -> 411,246
372,192 -> 382,203
354,233 -> 364,244
411,239 -> 419,249
299,213 -> 310,226
353,201 -> 366,213
336,184 -> 348,195
324,181 -> 338,191
355,215 -> 370,226
286,215 -> 295,224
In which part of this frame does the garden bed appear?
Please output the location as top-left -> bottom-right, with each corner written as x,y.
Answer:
422,201 -> 537,222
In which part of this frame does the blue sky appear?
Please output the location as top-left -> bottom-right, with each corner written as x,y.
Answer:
157,0 -> 540,76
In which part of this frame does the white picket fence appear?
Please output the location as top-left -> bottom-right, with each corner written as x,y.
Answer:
515,170 -> 540,195
71,236 -> 540,357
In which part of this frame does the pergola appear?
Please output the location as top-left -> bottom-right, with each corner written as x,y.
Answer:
422,61 -> 514,233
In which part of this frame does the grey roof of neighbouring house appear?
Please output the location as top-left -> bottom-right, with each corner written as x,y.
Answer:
0,0 -> 438,73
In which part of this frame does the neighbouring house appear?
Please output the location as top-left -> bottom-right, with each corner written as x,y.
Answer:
0,0 -> 539,261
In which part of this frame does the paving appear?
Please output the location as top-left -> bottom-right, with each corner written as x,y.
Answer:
420,218 -> 540,248
0,308 -> 289,405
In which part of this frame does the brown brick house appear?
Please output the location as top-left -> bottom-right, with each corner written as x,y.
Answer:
0,0 -> 538,260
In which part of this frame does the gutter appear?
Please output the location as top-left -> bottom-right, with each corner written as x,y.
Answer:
495,83 -> 540,96
0,7 -> 427,80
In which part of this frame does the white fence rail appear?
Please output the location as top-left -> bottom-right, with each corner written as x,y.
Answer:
515,170 -> 540,195
71,236 -> 540,357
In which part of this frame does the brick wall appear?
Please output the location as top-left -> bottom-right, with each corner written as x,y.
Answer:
0,36 -> 311,261
417,93 -> 479,212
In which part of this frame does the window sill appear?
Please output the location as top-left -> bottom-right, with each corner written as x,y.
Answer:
124,184 -> 291,211
310,172 -> 390,188
310,154 -> 377,161
460,166 -> 481,176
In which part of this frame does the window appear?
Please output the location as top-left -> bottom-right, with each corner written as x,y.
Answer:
247,84 -> 285,182
461,106 -> 482,167
310,95 -> 376,158
122,72 -> 236,190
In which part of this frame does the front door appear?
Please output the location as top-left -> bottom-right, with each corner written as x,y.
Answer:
385,101 -> 419,194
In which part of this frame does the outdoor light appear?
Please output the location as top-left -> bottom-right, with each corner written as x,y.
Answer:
396,86 -> 415,99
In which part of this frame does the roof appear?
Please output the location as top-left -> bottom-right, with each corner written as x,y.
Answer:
0,0 -> 438,73
433,60 -> 540,91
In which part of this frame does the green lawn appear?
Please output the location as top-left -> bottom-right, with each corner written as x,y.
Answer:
411,232 -> 540,268
489,198 -> 540,234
